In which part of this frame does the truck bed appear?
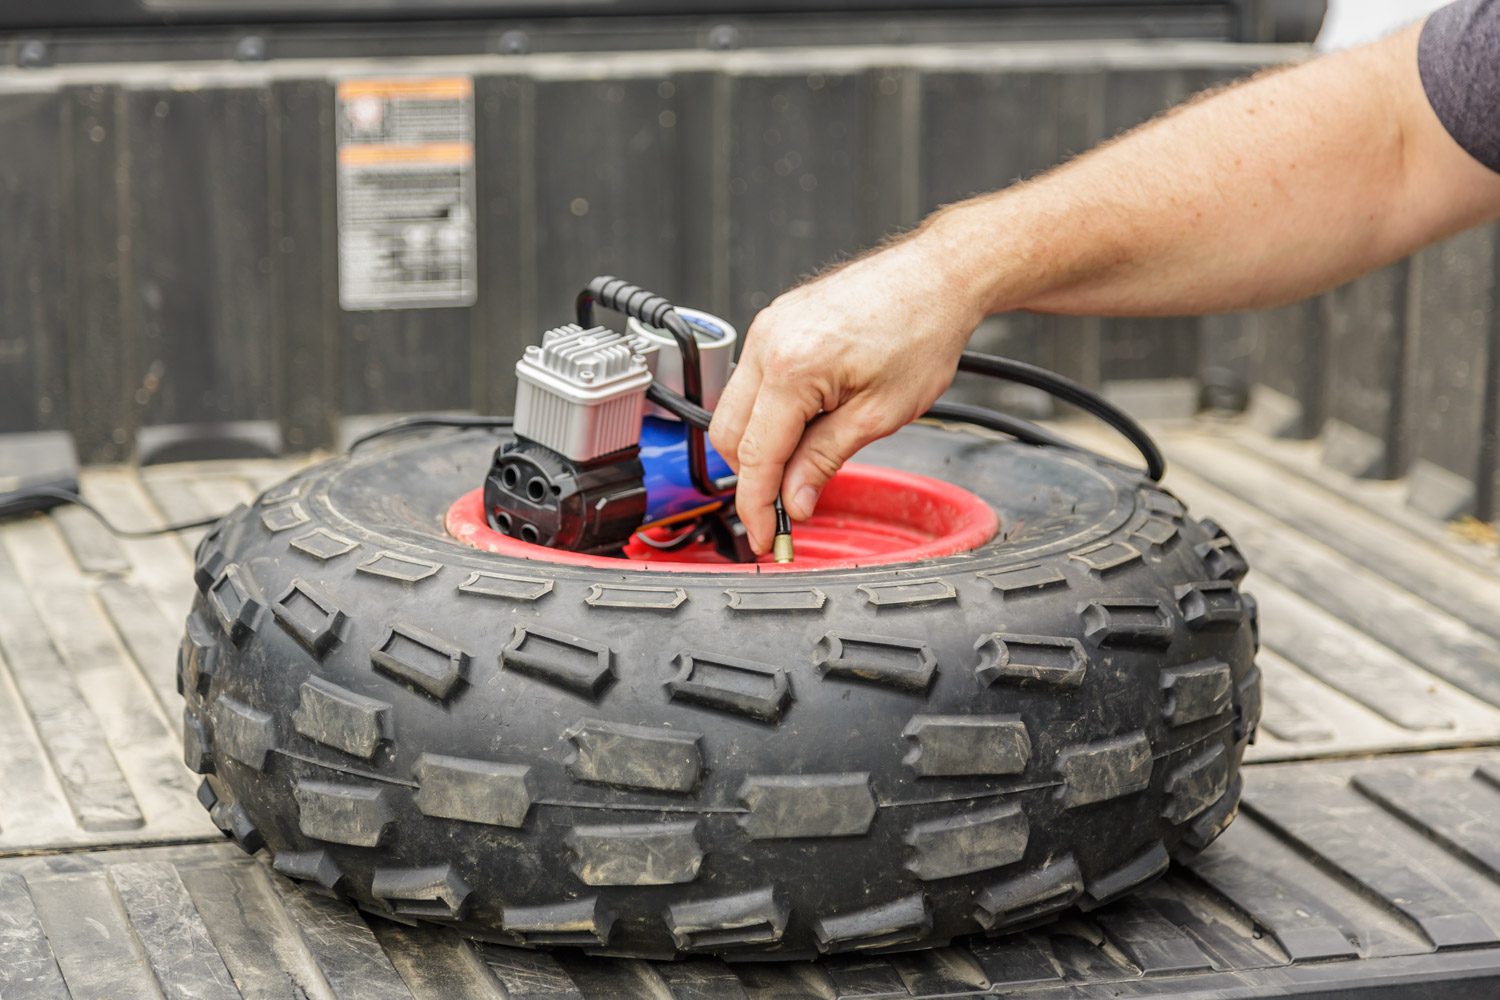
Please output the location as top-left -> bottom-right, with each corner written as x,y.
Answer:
3,418 -> 1500,999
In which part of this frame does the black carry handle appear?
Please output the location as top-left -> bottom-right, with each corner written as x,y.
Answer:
576,276 -> 735,497
577,277 -> 678,335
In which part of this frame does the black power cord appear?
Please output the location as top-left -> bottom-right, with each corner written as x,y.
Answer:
347,414 -> 513,452
955,351 -> 1166,481
0,485 -> 226,538
923,400 -> 1079,451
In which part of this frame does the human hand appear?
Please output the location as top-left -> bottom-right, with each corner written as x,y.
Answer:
709,229 -> 984,555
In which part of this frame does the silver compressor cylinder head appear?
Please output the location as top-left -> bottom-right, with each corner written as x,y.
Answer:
512,323 -> 657,462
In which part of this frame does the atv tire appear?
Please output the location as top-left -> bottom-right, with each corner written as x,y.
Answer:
181,422 -> 1259,959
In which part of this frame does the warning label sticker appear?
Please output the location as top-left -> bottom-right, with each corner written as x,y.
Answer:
335,76 -> 477,310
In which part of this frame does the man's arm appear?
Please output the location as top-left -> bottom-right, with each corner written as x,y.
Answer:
709,20 -> 1500,556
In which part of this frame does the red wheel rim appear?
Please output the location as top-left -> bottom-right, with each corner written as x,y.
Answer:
445,462 -> 998,573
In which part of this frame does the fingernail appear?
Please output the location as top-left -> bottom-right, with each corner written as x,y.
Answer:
792,485 -> 819,520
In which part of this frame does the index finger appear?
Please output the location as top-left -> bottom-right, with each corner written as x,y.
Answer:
708,353 -> 761,474
733,381 -> 818,555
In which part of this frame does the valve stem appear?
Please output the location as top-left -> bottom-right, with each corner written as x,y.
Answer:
772,494 -> 794,563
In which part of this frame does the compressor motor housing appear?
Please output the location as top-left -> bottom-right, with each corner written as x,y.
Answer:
484,321 -> 657,553
484,438 -> 648,552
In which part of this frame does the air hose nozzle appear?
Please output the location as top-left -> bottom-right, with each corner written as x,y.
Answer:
773,494 -> 794,564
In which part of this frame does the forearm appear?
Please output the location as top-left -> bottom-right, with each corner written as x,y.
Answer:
916,24 -> 1500,320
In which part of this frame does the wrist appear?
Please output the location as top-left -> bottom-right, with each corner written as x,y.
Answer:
914,188 -> 1081,321
905,209 -> 996,333
915,199 -> 1027,320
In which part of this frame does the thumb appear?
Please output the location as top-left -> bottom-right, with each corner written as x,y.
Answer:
780,405 -> 890,521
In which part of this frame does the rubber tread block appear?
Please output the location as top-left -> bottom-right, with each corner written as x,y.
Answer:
738,773 -> 877,839
813,893 -> 932,953
371,623 -> 471,701
294,780 -> 394,847
565,821 -> 704,886
904,802 -> 1029,880
503,896 -> 614,947
1161,659 -> 1234,727
179,612 -> 219,697
1069,539 -> 1143,574
977,562 -> 1068,596
1081,842 -> 1170,908
585,583 -> 687,610
1164,744 -> 1232,823
458,570 -> 553,602
372,864 -> 472,920
260,502 -> 310,534
665,887 -> 789,951
974,854 -> 1084,931
292,675 -> 391,760
666,651 -> 792,723
357,550 -> 440,583
1176,580 -> 1245,631
290,527 -> 359,562
1057,731 -> 1153,808
564,719 -> 703,793
212,696 -> 275,772
272,579 -> 347,657
816,632 -> 937,692
857,579 -> 957,609
273,849 -> 347,893
207,564 -> 263,645
975,633 -> 1087,688
412,753 -> 533,828
723,586 -> 827,612
901,714 -> 1031,777
501,625 -> 614,699
1081,598 -> 1175,648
